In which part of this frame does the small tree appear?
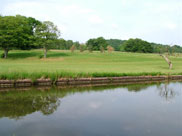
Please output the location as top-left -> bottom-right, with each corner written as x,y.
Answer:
35,21 -> 60,58
88,45 -> 93,53
74,41 -> 80,49
100,46 -> 105,53
70,45 -> 76,53
65,40 -> 73,50
79,44 -> 85,52
107,45 -> 114,53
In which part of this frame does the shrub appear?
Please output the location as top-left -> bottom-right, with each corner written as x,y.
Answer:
107,45 -> 114,53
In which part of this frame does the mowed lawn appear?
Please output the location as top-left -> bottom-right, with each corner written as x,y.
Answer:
0,49 -> 182,77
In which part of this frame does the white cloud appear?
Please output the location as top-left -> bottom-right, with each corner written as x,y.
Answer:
88,15 -> 103,24
164,22 -> 177,30
62,5 -> 94,15
111,23 -> 119,29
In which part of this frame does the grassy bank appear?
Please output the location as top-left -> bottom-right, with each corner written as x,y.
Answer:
0,49 -> 182,80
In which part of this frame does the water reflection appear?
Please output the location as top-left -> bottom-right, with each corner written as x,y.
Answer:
157,83 -> 179,100
0,82 -> 180,119
0,91 -> 61,119
0,82 -> 181,136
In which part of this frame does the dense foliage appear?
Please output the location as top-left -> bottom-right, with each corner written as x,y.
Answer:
86,37 -> 108,51
151,43 -> 182,53
106,39 -> 125,51
0,15 -> 40,58
105,39 -> 182,53
52,39 -> 81,50
123,38 -> 153,53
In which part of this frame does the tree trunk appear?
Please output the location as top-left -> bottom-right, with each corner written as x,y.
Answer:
44,48 -> 47,58
160,54 -> 172,69
3,49 -> 9,59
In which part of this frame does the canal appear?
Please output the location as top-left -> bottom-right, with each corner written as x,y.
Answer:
0,82 -> 181,136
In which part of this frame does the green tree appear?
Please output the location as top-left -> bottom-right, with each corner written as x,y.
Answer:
35,21 -> 60,58
56,38 -> 66,49
86,37 -> 108,51
123,38 -> 153,53
22,16 -> 41,50
79,44 -> 86,52
100,46 -> 105,53
65,40 -> 73,50
106,39 -> 125,51
0,15 -> 40,58
171,45 -> 182,53
74,41 -> 80,49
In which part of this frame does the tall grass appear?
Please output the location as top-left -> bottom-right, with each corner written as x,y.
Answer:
0,71 -> 181,81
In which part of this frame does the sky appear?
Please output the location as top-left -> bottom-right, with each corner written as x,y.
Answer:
0,0 -> 182,45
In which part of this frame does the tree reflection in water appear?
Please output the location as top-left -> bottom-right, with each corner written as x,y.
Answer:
157,83 -> 178,101
32,95 -> 60,115
0,82 -> 180,119
0,89 -> 61,119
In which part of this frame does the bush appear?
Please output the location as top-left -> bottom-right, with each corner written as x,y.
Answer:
107,45 -> 114,53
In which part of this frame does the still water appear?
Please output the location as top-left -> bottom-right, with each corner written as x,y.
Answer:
0,82 -> 181,136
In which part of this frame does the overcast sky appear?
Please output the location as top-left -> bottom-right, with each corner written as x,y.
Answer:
0,0 -> 182,45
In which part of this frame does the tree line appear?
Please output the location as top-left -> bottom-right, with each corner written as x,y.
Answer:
0,15 -> 181,59
106,39 -> 182,54
0,15 -> 81,58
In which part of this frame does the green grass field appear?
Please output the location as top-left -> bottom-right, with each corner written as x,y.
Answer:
0,49 -> 182,80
